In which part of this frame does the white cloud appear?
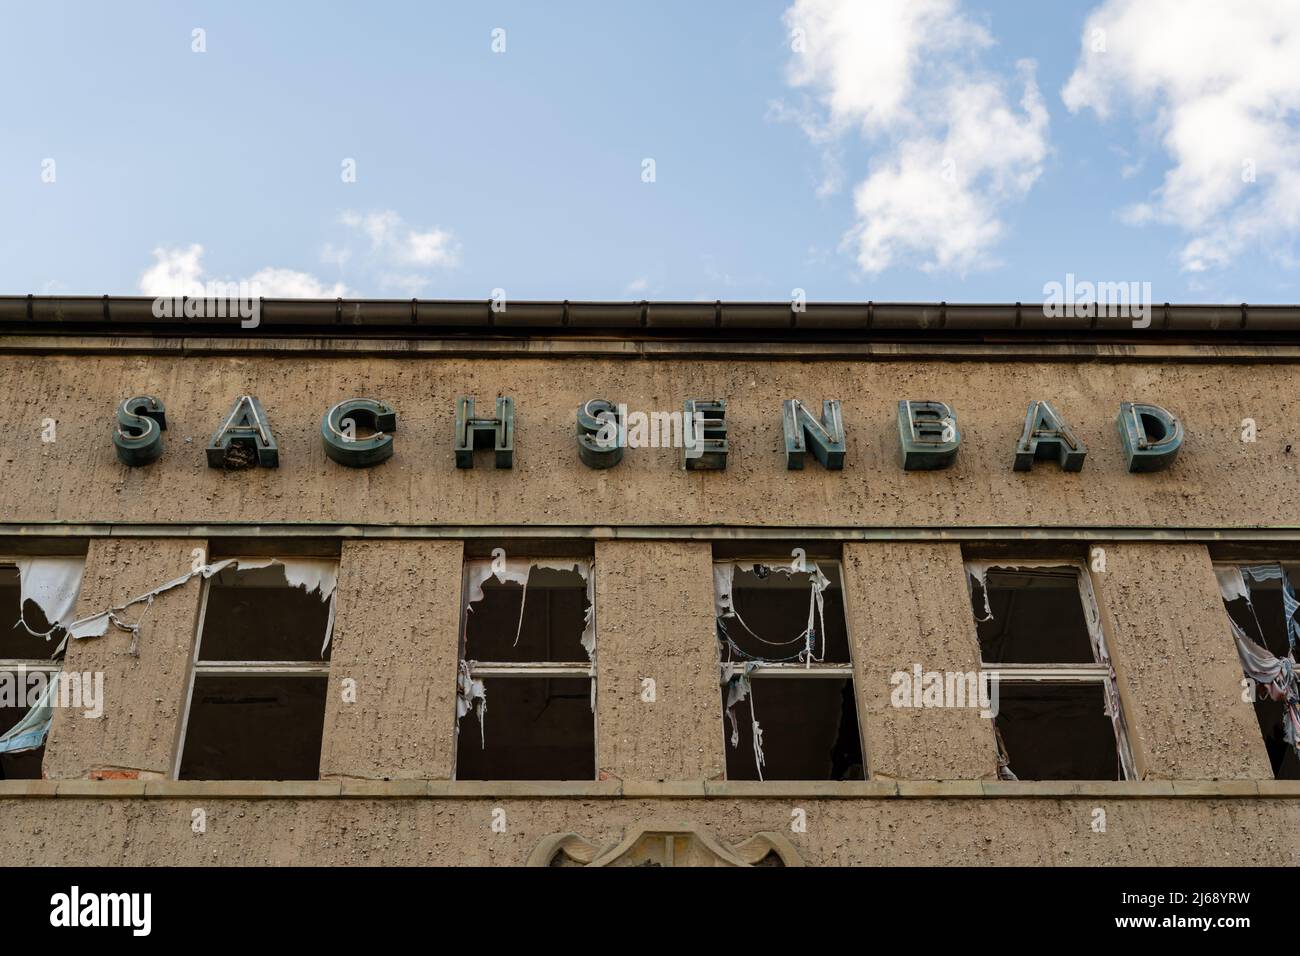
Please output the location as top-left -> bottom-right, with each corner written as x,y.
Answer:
138,244 -> 347,298
1063,0 -> 1300,271
622,277 -> 650,296
780,0 -> 1048,273
340,210 -> 460,268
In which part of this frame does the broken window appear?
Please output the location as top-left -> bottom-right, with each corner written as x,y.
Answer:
966,562 -> 1134,780
0,557 -> 85,779
176,560 -> 337,780
455,557 -> 595,780
1213,563 -> 1300,779
715,558 -> 864,781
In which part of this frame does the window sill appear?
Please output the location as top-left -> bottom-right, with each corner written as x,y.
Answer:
0,779 -> 1296,799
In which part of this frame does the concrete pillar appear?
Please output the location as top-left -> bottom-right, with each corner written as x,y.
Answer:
319,540 -> 464,781
594,540 -> 724,781
1090,543 -> 1272,780
842,542 -> 997,780
44,537 -> 206,780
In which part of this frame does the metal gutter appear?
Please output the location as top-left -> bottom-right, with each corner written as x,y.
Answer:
3,296 -> 1300,341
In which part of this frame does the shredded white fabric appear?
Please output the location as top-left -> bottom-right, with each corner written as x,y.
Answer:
59,557 -> 338,655
13,556 -> 85,642
714,560 -> 831,665
463,557 -> 595,660
456,660 -> 488,748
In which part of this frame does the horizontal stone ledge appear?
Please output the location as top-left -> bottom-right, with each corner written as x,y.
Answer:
1,779 -> 1294,800
9,522 -> 1300,544
5,333 -> 1300,364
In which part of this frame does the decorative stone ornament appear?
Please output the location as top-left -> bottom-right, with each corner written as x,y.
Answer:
321,399 -> 397,468
527,824 -> 804,867
113,395 -> 167,466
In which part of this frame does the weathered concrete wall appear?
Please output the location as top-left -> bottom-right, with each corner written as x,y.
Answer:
843,542 -> 997,780
1092,544 -> 1273,780
2,355 -> 1295,529
43,538 -> 206,779
0,790 -> 1296,866
593,540 -> 724,781
319,540 -> 464,781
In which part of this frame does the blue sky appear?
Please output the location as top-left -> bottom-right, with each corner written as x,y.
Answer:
2,0 -> 1297,303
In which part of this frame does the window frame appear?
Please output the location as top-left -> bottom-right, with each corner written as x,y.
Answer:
453,555 -> 597,780
714,555 -> 863,780
172,559 -> 336,780
966,558 -> 1135,780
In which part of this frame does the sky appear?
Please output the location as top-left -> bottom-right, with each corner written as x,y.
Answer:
1,0 -> 1298,304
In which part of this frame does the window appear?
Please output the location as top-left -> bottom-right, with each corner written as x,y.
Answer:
0,557 -> 84,780
176,559 -> 337,780
966,560 -> 1133,780
454,557 -> 595,780
715,557 -> 864,781
1213,562 -> 1300,780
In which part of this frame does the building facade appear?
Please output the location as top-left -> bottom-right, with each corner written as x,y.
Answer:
1,297 -> 1298,866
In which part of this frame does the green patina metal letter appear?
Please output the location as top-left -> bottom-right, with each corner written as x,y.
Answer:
1116,402 -> 1183,472
113,395 -> 167,466
577,399 -> 623,469
207,395 -> 278,469
897,400 -> 960,470
1014,400 -> 1086,472
456,396 -> 514,469
683,399 -> 727,470
321,399 -> 397,468
782,399 -> 845,470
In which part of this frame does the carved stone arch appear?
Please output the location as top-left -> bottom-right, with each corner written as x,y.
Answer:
527,824 -> 805,867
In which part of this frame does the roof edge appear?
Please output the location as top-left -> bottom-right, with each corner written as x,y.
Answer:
3,296 -> 1298,337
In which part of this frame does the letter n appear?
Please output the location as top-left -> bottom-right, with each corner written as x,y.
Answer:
783,399 -> 845,470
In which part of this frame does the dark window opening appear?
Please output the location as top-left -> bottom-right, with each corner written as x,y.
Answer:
726,567 -> 849,664
972,568 -> 1095,664
455,676 -> 594,780
178,561 -> 335,780
1250,694 -> 1300,779
464,567 -> 588,663
0,697 -> 45,780
178,674 -> 327,780
722,677 -> 864,781
199,565 -> 332,662
996,682 -> 1120,780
